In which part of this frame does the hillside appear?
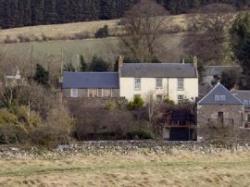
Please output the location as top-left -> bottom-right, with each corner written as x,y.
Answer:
0,14 -> 200,69
0,0 -> 248,29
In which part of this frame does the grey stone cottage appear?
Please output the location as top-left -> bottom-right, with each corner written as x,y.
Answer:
62,72 -> 120,98
231,90 -> 250,128
197,82 -> 245,140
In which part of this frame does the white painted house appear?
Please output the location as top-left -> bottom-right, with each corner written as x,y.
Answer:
119,62 -> 199,103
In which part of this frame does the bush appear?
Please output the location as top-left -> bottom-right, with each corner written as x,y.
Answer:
0,109 -> 18,124
95,25 -> 109,38
30,125 -> 71,148
0,124 -> 28,144
126,129 -> 154,140
128,95 -> 144,110
30,106 -> 74,148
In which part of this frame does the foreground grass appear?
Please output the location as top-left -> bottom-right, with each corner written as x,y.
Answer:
0,148 -> 249,187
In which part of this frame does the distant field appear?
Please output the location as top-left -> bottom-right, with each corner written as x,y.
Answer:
0,149 -> 249,187
0,32 -> 190,67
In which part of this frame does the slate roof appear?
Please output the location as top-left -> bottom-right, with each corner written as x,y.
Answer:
198,83 -> 243,105
120,63 -> 197,78
231,90 -> 250,107
204,65 -> 241,76
63,72 -> 119,89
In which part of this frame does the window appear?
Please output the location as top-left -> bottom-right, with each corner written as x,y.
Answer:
156,95 -> 163,101
156,78 -> 163,89
103,89 -> 112,97
134,78 -> 141,90
177,78 -> 184,90
89,89 -> 98,97
215,95 -> 226,101
70,89 -> 78,98
247,114 -> 250,123
178,95 -> 184,102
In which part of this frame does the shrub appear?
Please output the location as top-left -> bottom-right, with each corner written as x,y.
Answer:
164,98 -> 175,105
128,95 -> 144,110
126,129 -> 154,140
95,25 -> 109,38
0,109 -> 18,124
12,106 -> 41,128
0,124 -> 28,144
30,106 -> 74,148
33,64 -> 49,86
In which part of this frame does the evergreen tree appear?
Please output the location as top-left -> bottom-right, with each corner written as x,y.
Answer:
89,56 -> 109,72
33,64 -> 49,86
79,55 -> 88,71
230,13 -> 250,89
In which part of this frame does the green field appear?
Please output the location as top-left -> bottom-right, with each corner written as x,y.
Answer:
0,149 -> 249,187
0,32 -> 190,69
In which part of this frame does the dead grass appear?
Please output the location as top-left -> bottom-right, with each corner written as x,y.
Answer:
0,149 -> 249,187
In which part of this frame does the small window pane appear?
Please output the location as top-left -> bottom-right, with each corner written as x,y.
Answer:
135,78 -> 141,90
156,78 -> 163,88
177,78 -> 184,90
70,89 -> 78,98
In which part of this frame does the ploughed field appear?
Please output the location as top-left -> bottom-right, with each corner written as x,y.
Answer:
0,148 -> 249,187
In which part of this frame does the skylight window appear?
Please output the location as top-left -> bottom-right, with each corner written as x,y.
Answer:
214,95 -> 226,101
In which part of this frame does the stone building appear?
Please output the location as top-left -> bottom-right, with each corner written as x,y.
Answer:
197,83 -> 244,141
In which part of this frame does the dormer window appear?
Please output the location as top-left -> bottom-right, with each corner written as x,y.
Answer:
215,95 -> 226,101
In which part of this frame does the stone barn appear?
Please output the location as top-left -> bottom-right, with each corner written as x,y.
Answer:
197,83 -> 244,141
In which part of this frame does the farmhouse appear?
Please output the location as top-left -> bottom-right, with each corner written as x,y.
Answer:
119,62 -> 199,103
197,83 -> 245,141
63,60 -> 199,104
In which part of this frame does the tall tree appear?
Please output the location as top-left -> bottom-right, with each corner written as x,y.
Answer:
120,0 -> 168,62
230,13 -> 250,89
184,3 -> 235,65
33,64 -> 49,86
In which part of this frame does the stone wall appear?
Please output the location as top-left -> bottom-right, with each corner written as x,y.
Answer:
0,141 -> 249,159
197,104 -> 245,140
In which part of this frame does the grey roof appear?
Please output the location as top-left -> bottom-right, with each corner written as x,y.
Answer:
204,65 -> 241,76
120,63 -> 197,78
198,83 -> 243,105
63,72 -> 119,89
231,90 -> 250,107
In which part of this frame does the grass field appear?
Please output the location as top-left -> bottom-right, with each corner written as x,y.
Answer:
0,149 -> 249,187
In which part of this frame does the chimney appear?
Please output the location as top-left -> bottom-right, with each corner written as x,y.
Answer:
118,56 -> 124,69
193,56 -> 198,68
193,56 -> 198,77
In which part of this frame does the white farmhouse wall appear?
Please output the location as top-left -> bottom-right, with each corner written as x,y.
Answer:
120,77 -> 198,103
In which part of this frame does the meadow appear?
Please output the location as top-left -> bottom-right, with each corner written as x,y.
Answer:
0,148 -> 249,187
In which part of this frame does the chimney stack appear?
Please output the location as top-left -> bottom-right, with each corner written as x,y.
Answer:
118,55 -> 124,68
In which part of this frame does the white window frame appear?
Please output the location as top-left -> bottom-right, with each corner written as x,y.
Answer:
70,89 -> 78,98
177,78 -> 184,91
156,78 -> 163,89
134,78 -> 141,91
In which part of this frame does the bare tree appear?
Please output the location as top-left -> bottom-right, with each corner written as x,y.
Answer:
185,3 -> 236,65
120,0 -> 168,62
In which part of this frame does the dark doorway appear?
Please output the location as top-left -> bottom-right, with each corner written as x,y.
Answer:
218,112 -> 224,124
